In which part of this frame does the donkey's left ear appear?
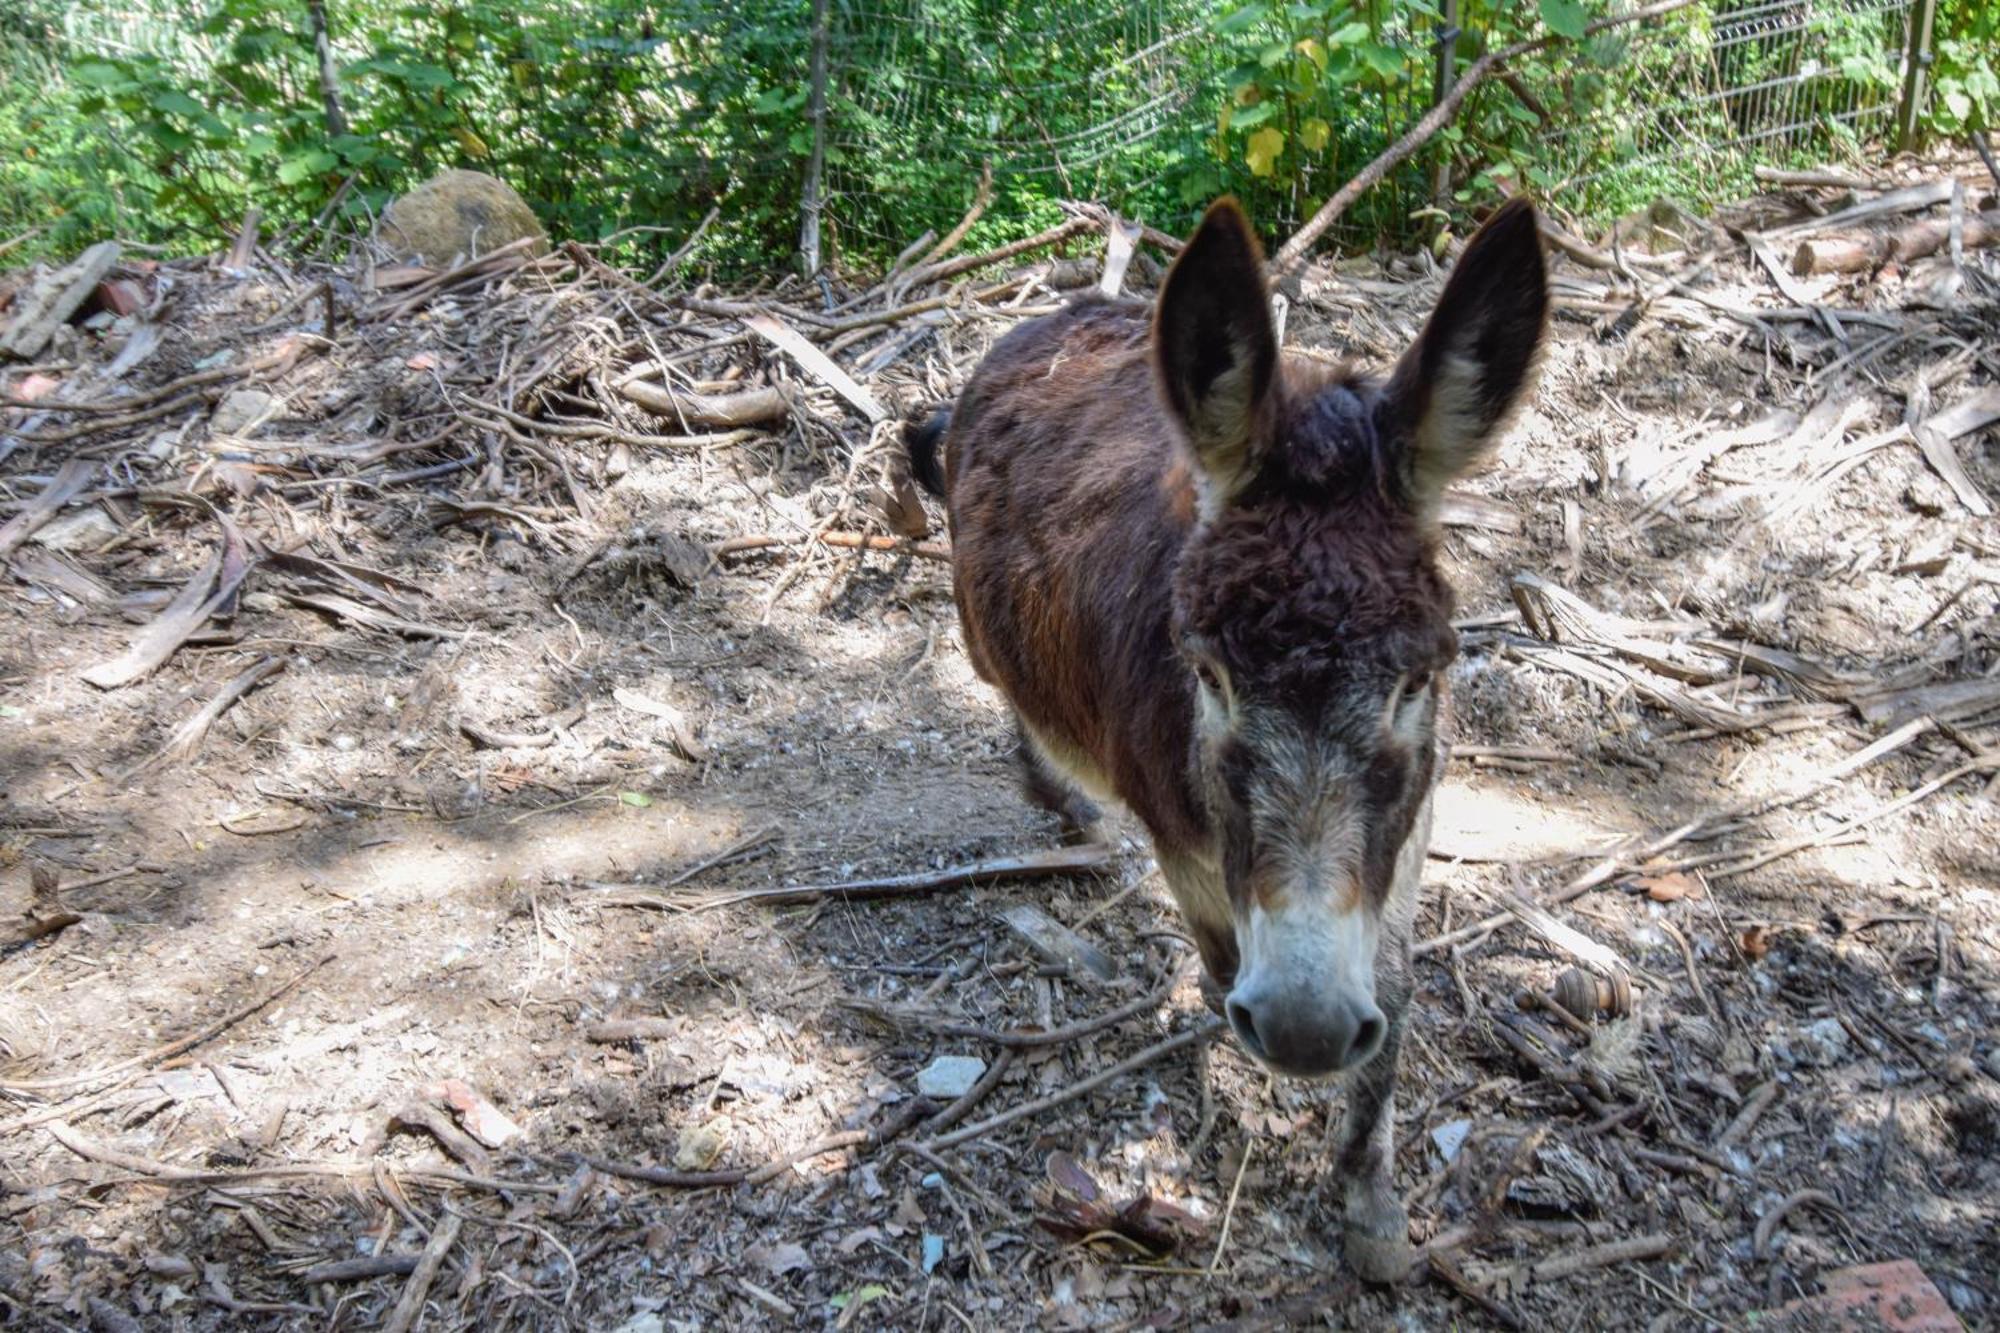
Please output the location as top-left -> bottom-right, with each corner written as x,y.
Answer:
1384,197 -> 1548,510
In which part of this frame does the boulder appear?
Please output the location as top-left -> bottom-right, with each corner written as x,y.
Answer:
380,170 -> 548,268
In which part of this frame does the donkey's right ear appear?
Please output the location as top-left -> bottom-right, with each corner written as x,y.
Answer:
1155,198 -> 1277,503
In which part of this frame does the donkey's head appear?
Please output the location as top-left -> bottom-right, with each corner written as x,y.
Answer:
1157,198 -> 1547,1078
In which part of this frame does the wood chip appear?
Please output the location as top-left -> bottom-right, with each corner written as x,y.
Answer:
742,311 -> 886,423
0,242 -> 121,359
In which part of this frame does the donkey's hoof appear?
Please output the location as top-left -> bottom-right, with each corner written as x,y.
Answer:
1342,1226 -> 1415,1285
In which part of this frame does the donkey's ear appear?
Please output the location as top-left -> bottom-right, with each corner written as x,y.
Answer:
1385,197 -> 1548,510
1155,198 -> 1277,501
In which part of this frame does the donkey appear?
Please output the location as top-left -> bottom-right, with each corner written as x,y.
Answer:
906,197 -> 1547,1278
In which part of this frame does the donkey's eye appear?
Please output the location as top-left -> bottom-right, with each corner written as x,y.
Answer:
1405,669 -> 1434,696
1193,660 -> 1223,694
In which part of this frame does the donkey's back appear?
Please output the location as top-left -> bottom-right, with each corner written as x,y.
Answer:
923,295 -> 1211,855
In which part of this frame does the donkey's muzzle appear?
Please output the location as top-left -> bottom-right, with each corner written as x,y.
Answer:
1225,986 -> 1386,1078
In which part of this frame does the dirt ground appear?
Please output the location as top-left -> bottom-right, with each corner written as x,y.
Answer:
2,166 -> 1998,1332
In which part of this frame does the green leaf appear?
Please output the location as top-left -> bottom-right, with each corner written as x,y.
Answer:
830,1285 -> 890,1313
1540,0 -> 1588,40
619,791 -> 653,807
1245,126 -> 1284,176
1231,101 -> 1277,130
72,62 -> 128,89
1357,42 -> 1404,80
149,90 -> 205,118
1329,21 -> 1369,45
1216,3 -> 1271,36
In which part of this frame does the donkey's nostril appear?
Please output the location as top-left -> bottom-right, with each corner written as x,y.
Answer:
1351,1011 -> 1387,1065
1225,998 -> 1266,1058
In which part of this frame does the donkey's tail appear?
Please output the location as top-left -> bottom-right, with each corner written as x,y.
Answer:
904,405 -> 953,497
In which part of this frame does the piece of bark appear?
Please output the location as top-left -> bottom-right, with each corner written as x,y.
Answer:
82,548 -> 247,690
423,1078 -> 522,1149
1438,490 -> 1523,534
1764,180 -> 1957,240
10,548 -> 115,606
299,1253 -> 421,1284
742,311 -> 886,423
615,379 -> 790,428
1098,216 -> 1143,297
1000,903 -> 1116,983
0,458 -> 99,558
388,1102 -> 490,1173
380,1213 -> 461,1333
0,242 -> 121,359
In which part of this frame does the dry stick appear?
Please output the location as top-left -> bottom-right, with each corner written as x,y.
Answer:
1707,755 -> 2000,880
915,161 -> 995,270
583,1097 -> 934,1191
0,909 -> 82,952
124,655 -> 287,776
2,343 -> 303,418
1415,716 -> 1936,957
0,953 -> 331,1093
713,530 -> 952,563
898,216 -> 1094,290
679,844 -> 1113,912
842,964 -> 1184,1048
1273,0 -> 1700,274
297,1253 -> 421,1284
41,1123 -> 559,1193
1519,1233 -> 1677,1282
924,1019 -> 1225,1151
1716,1081 -> 1778,1150
1207,1140 -> 1255,1275
381,1212 -> 461,1333
1752,1189 -> 1843,1260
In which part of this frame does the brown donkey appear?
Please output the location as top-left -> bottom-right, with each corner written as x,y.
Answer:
907,198 -> 1547,1279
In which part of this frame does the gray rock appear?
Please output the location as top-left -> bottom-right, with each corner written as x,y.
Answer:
211,388 -> 278,436
916,1054 -> 987,1099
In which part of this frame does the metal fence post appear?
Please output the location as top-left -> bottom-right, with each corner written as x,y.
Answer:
798,0 -> 831,277
1896,0 -> 1938,153
1432,0 -> 1461,205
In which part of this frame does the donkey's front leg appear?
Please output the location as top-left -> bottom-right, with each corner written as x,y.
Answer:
1335,961 -> 1413,1283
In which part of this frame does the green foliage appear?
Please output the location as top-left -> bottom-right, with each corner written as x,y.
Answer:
1929,1 -> 1998,134
0,1 -> 1985,273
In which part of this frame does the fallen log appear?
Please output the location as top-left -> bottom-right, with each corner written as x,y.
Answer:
615,379 -> 791,428
1792,210 -> 2000,274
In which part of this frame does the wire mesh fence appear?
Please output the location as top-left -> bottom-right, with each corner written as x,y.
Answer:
20,0 -> 1931,270
1534,0 -> 1917,208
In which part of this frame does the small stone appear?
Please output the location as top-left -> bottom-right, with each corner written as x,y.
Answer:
915,1054 -> 986,1099
1430,1118 -> 1472,1164
210,389 -> 278,437
921,1233 -> 945,1274
1793,1017 -> 1850,1068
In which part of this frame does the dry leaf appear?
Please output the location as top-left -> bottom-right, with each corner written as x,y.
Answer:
1637,871 -> 1702,902
673,1114 -> 731,1170
1739,924 -> 1772,960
